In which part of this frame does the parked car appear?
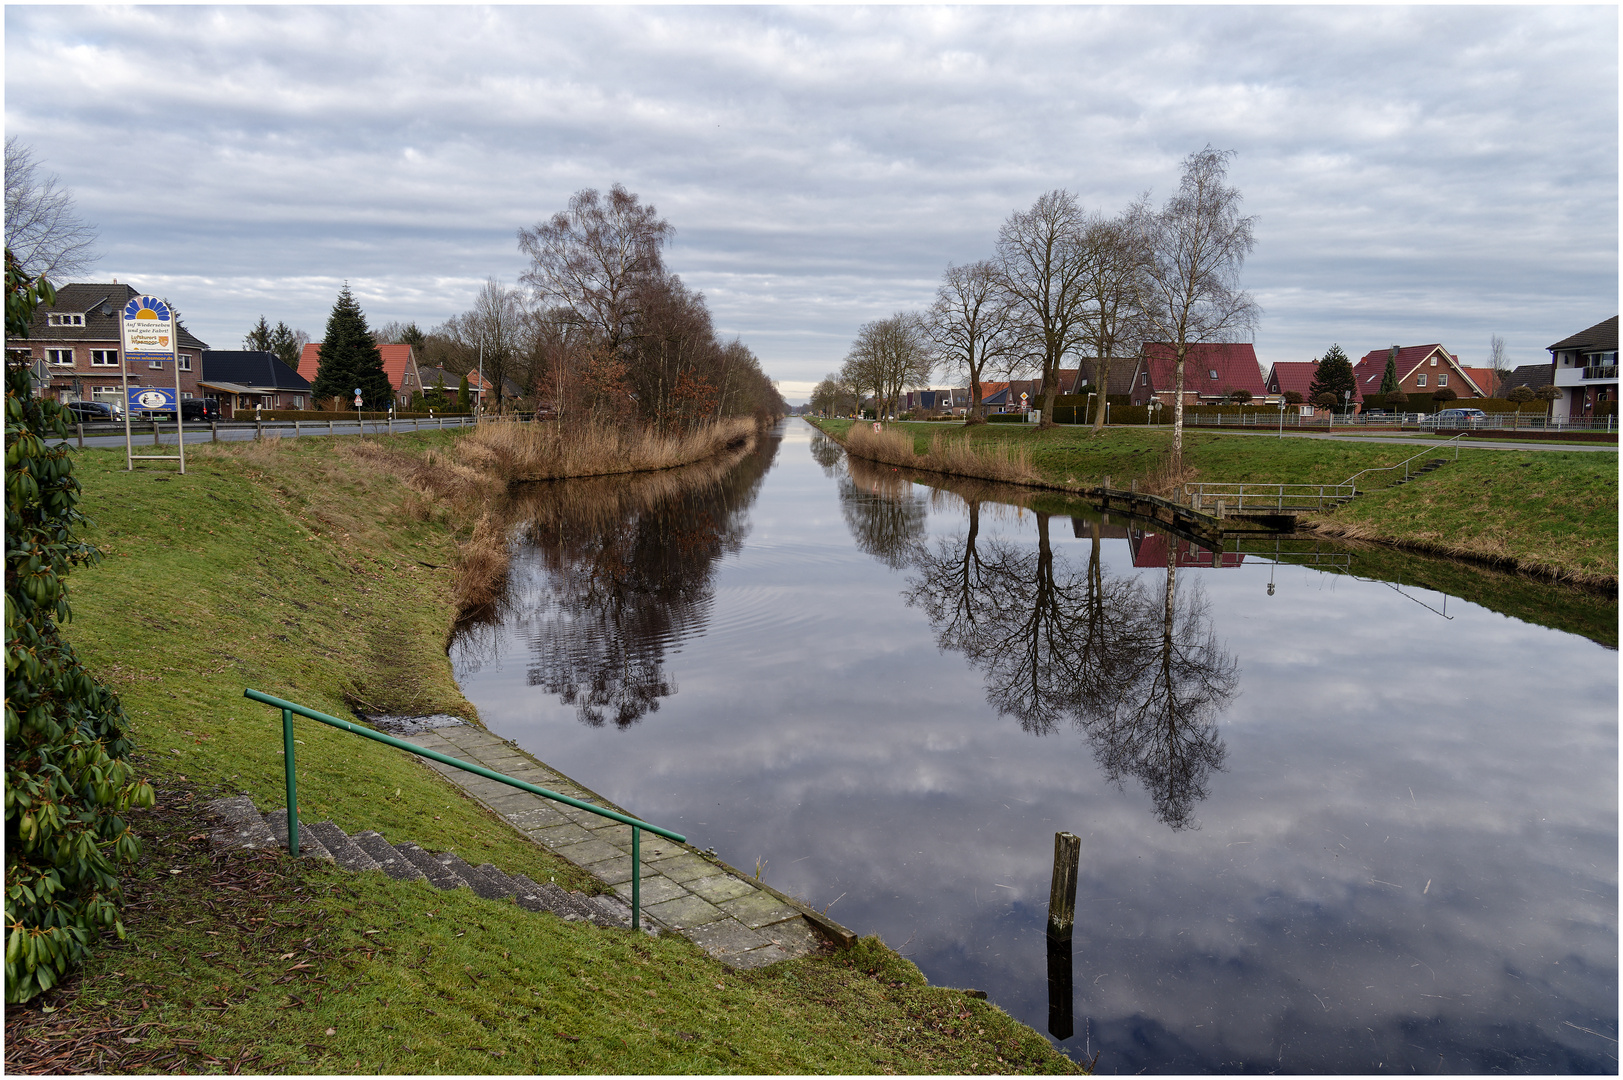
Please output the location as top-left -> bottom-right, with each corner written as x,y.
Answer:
182,397 -> 221,422
64,400 -> 120,422
1428,407 -> 1488,427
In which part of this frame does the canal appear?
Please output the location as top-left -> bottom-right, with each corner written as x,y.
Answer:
450,419 -> 1617,1073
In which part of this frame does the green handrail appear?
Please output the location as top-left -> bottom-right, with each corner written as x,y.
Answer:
243,688 -> 684,931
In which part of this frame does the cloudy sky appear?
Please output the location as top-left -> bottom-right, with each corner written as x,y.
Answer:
6,5 -> 1616,402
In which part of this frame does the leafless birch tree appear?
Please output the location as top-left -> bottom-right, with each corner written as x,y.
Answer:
5,138 -> 98,279
1139,148 -> 1258,467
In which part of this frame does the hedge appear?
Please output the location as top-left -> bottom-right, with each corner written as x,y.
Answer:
222,410 -> 475,422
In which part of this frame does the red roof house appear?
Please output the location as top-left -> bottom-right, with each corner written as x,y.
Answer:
1265,361 -> 1320,401
1352,344 -> 1486,406
299,342 -> 422,408
1130,343 -> 1266,406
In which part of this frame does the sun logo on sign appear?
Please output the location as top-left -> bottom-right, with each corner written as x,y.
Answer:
122,296 -> 171,322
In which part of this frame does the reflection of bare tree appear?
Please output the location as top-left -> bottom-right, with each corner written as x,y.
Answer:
1085,548 -> 1235,829
839,455 -> 929,570
451,431 -> 779,728
808,431 -> 845,475
901,475 -> 1237,829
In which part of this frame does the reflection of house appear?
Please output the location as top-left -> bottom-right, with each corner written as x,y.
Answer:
1351,344 -> 1486,408
4,282 -> 209,407
297,343 -> 422,408
1128,530 -> 1244,568
1129,343 -> 1266,407
1546,316 -> 1618,418
200,351 -> 312,416
1070,515 -> 1133,540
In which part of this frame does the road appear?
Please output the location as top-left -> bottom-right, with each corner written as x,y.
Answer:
1187,427 -> 1617,453
48,416 -> 472,450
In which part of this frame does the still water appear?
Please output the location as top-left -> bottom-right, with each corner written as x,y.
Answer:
451,420 -> 1617,1073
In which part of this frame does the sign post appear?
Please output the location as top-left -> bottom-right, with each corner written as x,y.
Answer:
355,388 -> 363,437
120,295 -> 184,473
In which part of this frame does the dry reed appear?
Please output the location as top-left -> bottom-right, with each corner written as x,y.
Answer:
456,416 -> 757,483
842,423 -> 1041,486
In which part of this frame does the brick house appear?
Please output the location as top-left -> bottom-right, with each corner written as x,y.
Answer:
1129,343 -> 1267,407
200,350 -> 313,417
298,342 -> 422,408
1351,344 -> 1487,408
1264,361 -> 1319,402
3,282 -> 209,409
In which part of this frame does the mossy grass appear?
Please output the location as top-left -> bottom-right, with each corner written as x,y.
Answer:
13,432 -> 1083,1074
810,418 -> 1618,586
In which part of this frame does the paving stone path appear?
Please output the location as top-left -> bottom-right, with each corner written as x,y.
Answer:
397,720 -> 851,969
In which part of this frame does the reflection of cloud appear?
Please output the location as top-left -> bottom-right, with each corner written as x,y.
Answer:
454,423 -> 1617,1073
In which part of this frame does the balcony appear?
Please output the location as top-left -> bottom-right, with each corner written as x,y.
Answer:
1555,363 -> 1619,387
1583,364 -> 1618,382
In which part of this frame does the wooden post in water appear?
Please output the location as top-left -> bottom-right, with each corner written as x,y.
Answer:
1047,831 -> 1081,939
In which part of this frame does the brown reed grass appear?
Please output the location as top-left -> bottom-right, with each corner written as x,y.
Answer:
456,416 -> 757,483
842,422 -> 1041,486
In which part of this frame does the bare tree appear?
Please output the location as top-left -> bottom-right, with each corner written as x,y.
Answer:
995,190 -> 1090,427
925,260 -> 1016,424
842,313 -> 930,421
1488,334 -> 1509,397
5,138 -> 98,279
469,278 -> 525,411
517,184 -> 671,359
1078,206 -> 1154,435
1139,147 -> 1259,467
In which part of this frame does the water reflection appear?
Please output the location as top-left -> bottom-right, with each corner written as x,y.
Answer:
852,453 -> 1237,831
452,430 -> 780,727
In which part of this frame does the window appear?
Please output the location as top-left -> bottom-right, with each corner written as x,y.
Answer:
46,348 -> 73,366
46,313 -> 84,327
90,349 -> 118,366
149,359 -> 164,369
1209,369 -> 1219,380
1417,374 -> 1427,387
1438,373 -> 1448,387
291,396 -> 304,409
1140,372 -> 1148,385
1430,357 -> 1437,367
177,353 -> 191,371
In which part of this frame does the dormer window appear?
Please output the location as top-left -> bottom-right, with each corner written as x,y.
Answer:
47,313 -> 85,327
1208,369 -> 1218,380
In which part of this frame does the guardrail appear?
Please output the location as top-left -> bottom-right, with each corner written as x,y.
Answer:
1341,433 -> 1467,492
1180,481 -> 1355,514
243,688 -> 684,930
1182,411 -> 1615,432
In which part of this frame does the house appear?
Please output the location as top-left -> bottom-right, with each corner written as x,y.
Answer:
1129,343 -> 1266,407
1128,529 -> 1245,569
199,351 -> 312,417
3,281 -> 209,409
1351,344 -> 1486,408
1546,316 -> 1618,418
1062,359 -> 1139,397
297,342 -> 422,408
1498,363 -> 1554,395
1264,361 -> 1320,402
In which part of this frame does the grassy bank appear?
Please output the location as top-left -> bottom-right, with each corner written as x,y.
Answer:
811,418 -> 1618,587
7,432 -> 1081,1075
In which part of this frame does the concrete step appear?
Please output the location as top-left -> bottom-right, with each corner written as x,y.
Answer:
262,810 -> 335,861
205,796 -> 278,850
396,842 -> 470,890
304,821 -> 381,874
511,872 -> 598,923
435,852 -> 514,901
350,830 -> 427,883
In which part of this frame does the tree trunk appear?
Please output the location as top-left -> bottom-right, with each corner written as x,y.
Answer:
1091,355 -> 1111,436
1172,343 -> 1187,469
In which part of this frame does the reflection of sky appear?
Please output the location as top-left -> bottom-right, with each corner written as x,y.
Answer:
453,422 -> 1617,1074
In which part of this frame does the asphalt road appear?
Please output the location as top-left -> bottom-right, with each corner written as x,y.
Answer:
48,416 -> 471,450
1190,426 -> 1618,452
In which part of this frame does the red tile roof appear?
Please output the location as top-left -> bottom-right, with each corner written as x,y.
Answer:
1265,361 -> 1319,398
298,342 -> 421,396
1352,344 -> 1484,400
1141,343 -> 1266,397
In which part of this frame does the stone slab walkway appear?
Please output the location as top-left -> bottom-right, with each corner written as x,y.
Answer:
398,720 -> 851,969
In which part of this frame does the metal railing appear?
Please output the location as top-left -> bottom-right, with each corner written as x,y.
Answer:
1341,433 -> 1467,493
1181,481 -> 1355,514
244,688 -> 684,930
1181,410 -> 1615,433
1582,365 -> 1618,381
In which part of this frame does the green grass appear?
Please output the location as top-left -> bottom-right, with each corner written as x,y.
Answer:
812,418 -> 1618,584
8,432 -> 1083,1075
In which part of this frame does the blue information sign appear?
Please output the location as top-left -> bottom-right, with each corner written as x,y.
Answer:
128,387 -> 178,414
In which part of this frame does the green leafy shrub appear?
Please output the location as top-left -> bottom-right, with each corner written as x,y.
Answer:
5,252 -> 153,1003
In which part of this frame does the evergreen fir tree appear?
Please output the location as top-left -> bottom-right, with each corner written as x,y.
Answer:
244,315 -> 273,352
399,322 -> 426,350
457,372 -> 471,412
268,322 -> 303,370
312,285 -> 392,408
1308,344 -> 1356,406
1379,346 -> 1400,394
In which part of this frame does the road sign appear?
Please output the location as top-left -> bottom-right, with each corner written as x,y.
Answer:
129,387 -> 177,414
121,296 -> 176,362
354,395 -> 363,407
